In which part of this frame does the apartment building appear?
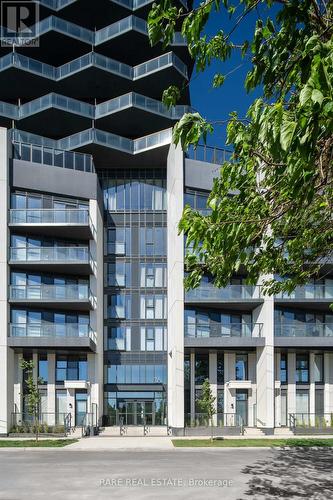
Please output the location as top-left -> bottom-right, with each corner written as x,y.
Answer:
0,0 -> 332,435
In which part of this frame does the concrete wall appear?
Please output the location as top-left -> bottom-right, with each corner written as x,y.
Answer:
167,144 -> 184,429
0,128 -> 12,434
185,159 -> 220,191
12,159 -> 99,201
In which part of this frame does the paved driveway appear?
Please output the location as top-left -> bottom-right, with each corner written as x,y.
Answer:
0,447 -> 332,499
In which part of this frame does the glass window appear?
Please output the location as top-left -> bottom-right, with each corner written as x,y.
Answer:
217,353 -> 224,384
235,354 -> 248,381
140,295 -> 167,319
280,353 -> 287,383
314,354 -> 324,383
38,355 -> 48,384
140,327 -> 166,351
195,353 -> 209,385
296,354 -> 309,383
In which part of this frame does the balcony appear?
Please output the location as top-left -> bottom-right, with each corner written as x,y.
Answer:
9,209 -> 95,239
13,140 -> 95,172
275,323 -> 333,347
9,284 -> 96,311
275,284 -> 333,311
185,285 -> 263,310
9,246 -> 94,275
8,323 -> 96,350
184,323 -> 265,348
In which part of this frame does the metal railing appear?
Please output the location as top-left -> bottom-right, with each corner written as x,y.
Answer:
1,50 -> 187,82
1,91 -> 189,121
185,413 -> 243,428
185,284 -> 261,301
9,284 -> 95,306
39,0 -> 188,12
275,323 -> 333,337
10,246 -> 91,263
187,144 -> 233,165
289,413 -> 333,428
185,322 -> 263,338
11,127 -> 172,156
276,284 -> 333,300
10,208 -> 91,226
13,140 -> 95,172
10,323 -> 96,342
81,412 -> 98,437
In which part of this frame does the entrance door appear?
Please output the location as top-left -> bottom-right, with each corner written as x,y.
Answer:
75,391 -> 87,426
236,390 -> 248,426
117,401 -> 155,425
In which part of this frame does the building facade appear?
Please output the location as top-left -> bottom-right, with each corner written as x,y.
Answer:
0,0 -> 333,435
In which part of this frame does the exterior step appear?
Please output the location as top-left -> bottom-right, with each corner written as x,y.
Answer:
244,427 -> 266,436
99,426 -> 169,437
274,427 -> 294,437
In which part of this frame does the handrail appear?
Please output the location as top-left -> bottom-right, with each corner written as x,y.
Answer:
1,50 -> 188,81
185,323 -> 263,339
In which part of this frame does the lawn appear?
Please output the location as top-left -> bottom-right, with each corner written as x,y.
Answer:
0,439 -> 78,448
172,438 -> 333,448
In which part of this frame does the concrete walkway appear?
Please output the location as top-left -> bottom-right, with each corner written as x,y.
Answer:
67,436 -> 174,450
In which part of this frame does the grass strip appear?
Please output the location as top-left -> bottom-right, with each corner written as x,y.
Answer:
0,439 -> 78,448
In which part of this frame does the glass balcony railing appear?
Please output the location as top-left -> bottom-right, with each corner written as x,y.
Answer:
10,208 -> 91,226
185,285 -> 261,302
0,51 -> 187,82
10,246 -> 91,263
11,127 -> 173,157
185,323 -> 263,338
10,323 -> 96,342
275,323 -> 333,337
9,284 -> 96,307
275,284 -> 333,300
39,0 -> 188,12
187,144 -> 233,165
12,140 -> 95,172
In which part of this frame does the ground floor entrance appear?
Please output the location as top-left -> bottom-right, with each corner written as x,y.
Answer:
104,391 -> 167,426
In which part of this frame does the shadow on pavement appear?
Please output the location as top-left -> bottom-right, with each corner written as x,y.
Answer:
239,447 -> 333,499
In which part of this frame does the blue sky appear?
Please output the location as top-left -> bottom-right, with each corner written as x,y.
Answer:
189,2 -> 279,147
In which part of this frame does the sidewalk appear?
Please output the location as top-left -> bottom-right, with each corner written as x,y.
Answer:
66,436 -> 174,450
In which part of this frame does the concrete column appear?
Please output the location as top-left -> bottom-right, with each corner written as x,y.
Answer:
253,279 -> 275,429
209,351 -> 217,425
275,352 -> 281,427
47,353 -> 56,426
190,351 -> 195,420
224,352 -> 236,415
248,352 -> 256,427
287,352 -> 296,425
0,128 -> 11,435
167,144 -> 184,429
13,353 -> 23,414
309,352 -> 315,425
89,197 -> 104,424
67,389 -> 75,426
324,352 -> 333,424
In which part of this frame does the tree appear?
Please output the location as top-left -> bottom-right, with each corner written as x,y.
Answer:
20,360 -> 43,442
197,379 -> 216,440
148,1 -> 333,295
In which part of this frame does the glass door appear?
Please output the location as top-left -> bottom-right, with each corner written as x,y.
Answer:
236,390 -> 248,426
75,391 -> 87,426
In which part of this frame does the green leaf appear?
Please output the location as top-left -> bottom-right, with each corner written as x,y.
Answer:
311,89 -> 324,106
280,119 -> 297,151
299,85 -> 312,106
212,73 -> 226,88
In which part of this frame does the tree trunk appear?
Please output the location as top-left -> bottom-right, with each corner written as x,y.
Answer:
35,411 -> 39,443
